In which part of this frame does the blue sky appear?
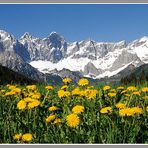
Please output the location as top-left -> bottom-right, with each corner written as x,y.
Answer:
0,4 -> 148,42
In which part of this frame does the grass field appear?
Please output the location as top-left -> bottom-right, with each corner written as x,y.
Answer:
0,78 -> 148,144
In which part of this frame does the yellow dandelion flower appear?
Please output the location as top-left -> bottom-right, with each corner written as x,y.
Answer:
103,85 -> 111,91
78,78 -> 89,86
24,97 -> 33,102
28,92 -> 34,97
72,105 -> 84,114
31,93 -> 41,99
100,107 -> 112,114
12,88 -> 21,94
66,113 -> 80,128
133,91 -> 141,96
26,85 -> 37,91
146,106 -> 148,112
119,107 -> 142,117
48,106 -> 58,111
53,118 -> 62,124
124,93 -> 130,97
5,91 -> 16,96
116,102 -> 126,109
61,85 -> 68,90
8,85 -> 16,90
46,115 -> 56,123
131,107 -> 143,114
127,86 -> 137,91
22,133 -> 33,142
28,100 -> 40,109
58,90 -> 71,98
13,133 -> 22,141
79,90 -> 86,97
141,87 -> 148,93
117,86 -> 125,90
63,78 -> 72,84
84,89 -> 98,99
17,100 -> 26,110
108,92 -> 116,97
45,85 -> 54,90
119,108 -> 133,117
72,87 -> 81,96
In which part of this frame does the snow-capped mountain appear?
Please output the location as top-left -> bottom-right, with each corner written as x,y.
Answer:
26,32 -> 146,79
0,29 -> 148,82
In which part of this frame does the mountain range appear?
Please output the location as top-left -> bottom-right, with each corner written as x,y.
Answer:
0,29 -> 148,84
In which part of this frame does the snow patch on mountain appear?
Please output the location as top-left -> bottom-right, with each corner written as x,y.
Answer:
94,62 -> 133,79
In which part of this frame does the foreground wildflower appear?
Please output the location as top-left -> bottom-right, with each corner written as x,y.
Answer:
17,98 -> 40,110
31,93 -> 41,99
27,100 -> 40,109
117,86 -> 124,90
24,97 -> 33,102
22,133 -> 33,142
78,78 -> 89,86
146,106 -> 148,112
141,87 -> 148,93
119,108 -> 133,117
72,105 -> 84,114
63,78 -> 72,84
108,92 -> 116,97
100,107 -> 112,114
58,90 -> 71,98
48,106 -> 58,111
13,133 -> 22,141
17,100 -> 26,110
45,85 -> 54,91
26,85 -> 37,91
53,118 -> 62,124
115,102 -> 126,109
103,85 -> 111,91
7,85 -> 17,90
61,85 -> 68,90
72,87 -> 81,96
132,91 -> 141,96
66,113 -> 80,128
127,86 -> 137,91
84,89 -> 98,99
119,107 -> 142,117
5,91 -> 16,96
5,86 -> 21,96
46,115 -> 56,123
131,107 -> 143,114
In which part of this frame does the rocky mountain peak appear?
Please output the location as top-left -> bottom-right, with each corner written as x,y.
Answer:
20,32 -> 34,41
48,32 -> 65,49
0,30 -> 15,42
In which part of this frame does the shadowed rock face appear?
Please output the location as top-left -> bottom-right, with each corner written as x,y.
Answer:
110,49 -> 144,72
83,62 -> 102,77
0,51 -> 44,82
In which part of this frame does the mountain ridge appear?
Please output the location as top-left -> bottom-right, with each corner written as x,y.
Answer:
0,29 -> 148,83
